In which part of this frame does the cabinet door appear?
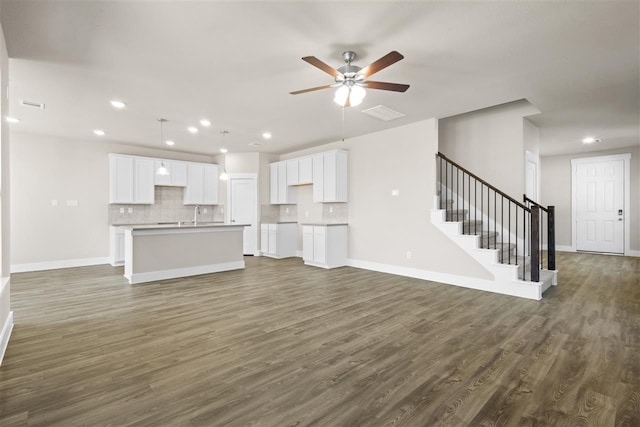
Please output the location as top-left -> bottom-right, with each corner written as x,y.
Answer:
171,161 -> 188,186
184,163 -> 204,205
313,227 -> 326,264
323,152 -> 337,202
299,156 -> 313,184
203,164 -> 219,205
278,163 -> 288,204
115,233 -> 125,263
260,224 -> 269,254
302,226 -> 314,261
154,159 -> 172,186
134,158 -> 155,204
268,224 -> 277,255
286,160 -> 299,186
109,155 -> 134,203
270,163 -> 279,204
312,155 -> 324,203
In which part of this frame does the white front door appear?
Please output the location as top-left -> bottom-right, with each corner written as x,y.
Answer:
575,158 -> 624,254
230,176 -> 257,255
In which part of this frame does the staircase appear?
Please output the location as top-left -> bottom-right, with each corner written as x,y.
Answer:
432,153 -> 557,300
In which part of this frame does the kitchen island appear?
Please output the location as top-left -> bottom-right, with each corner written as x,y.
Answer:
123,223 -> 246,284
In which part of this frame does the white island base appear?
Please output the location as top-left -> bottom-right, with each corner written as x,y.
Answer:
124,224 -> 246,284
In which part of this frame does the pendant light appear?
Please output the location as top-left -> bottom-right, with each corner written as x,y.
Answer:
156,118 -> 170,176
219,130 -> 229,181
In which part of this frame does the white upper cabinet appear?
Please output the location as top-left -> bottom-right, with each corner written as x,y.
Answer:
314,150 -> 347,203
270,150 -> 346,205
184,162 -> 219,205
286,160 -> 299,186
109,154 -> 155,204
270,163 -> 279,204
298,156 -> 313,184
154,160 -> 188,187
269,161 -> 296,204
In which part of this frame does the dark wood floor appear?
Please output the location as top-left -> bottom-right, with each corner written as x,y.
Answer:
0,252 -> 638,426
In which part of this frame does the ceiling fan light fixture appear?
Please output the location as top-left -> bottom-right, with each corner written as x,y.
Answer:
334,85 -> 350,106
350,85 -> 366,105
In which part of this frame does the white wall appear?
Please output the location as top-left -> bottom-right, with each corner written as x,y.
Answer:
541,145 -> 639,252
9,132 -> 216,268
438,99 -> 540,199
0,16 -> 13,364
280,118 -> 492,279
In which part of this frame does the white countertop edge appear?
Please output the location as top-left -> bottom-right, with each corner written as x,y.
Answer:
126,224 -> 248,236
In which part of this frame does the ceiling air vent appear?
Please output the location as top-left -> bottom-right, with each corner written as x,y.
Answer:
19,99 -> 45,109
362,105 -> 405,121
248,141 -> 263,147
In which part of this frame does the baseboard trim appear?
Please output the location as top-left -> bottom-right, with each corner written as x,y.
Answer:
126,261 -> 245,284
346,258 -> 542,300
555,245 -> 576,253
626,250 -> 640,257
0,310 -> 14,366
11,257 -> 112,273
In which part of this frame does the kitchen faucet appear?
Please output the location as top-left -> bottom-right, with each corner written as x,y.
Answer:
194,205 -> 200,226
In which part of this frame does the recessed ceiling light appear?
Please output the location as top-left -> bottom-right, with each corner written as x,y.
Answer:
262,132 -> 272,139
582,137 -> 601,144
94,129 -> 106,136
188,126 -> 198,134
5,116 -> 20,123
200,119 -> 211,127
220,147 -> 228,153
110,100 -> 126,109
165,140 -> 175,146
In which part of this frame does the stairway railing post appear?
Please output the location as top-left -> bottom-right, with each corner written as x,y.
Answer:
548,205 -> 556,271
531,205 -> 540,282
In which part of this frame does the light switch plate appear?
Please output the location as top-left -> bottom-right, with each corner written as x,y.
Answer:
119,207 -> 125,214
203,208 -> 208,213
127,207 -> 133,213
391,189 -> 400,197
51,199 -> 58,207
66,200 -> 78,207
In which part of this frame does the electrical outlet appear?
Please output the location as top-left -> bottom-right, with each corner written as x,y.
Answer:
220,207 -> 224,213
119,207 -> 125,214
285,207 -> 289,213
305,210 -> 309,217
329,207 -> 334,213
406,251 -> 412,259
128,207 -> 133,213
203,208 -> 208,213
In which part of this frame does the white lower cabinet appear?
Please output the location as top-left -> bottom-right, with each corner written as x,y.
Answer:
110,226 -> 127,266
260,223 -> 297,259
302,224 -> 347,268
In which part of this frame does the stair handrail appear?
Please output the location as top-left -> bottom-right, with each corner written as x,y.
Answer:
523,195 -> 548,212
436,152 -> 541,282
437,153 -> 530,213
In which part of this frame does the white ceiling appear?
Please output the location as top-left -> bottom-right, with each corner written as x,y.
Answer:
1,1 -> 638,157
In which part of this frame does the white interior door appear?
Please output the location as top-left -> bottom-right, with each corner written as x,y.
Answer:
230,176 -> 257,255
575,158 -> 624,254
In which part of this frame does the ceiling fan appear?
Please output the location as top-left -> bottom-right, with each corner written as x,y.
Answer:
290,51 -> 410,107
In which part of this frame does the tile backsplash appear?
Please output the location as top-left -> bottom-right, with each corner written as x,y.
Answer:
259,185 -> 348,224
110,186 -> 224,225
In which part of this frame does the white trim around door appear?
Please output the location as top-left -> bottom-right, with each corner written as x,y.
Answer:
226,173 -> 259,256
571,153 -> 631,255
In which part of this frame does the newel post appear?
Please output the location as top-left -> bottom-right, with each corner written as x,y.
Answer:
531,206 -> 540,282
548,206 -> 556,270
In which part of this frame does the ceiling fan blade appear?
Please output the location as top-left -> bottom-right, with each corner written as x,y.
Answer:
302,56 -> 342,77
290,84 -> 334,95
365,81 -> 410,92
358,51 -> 404,78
